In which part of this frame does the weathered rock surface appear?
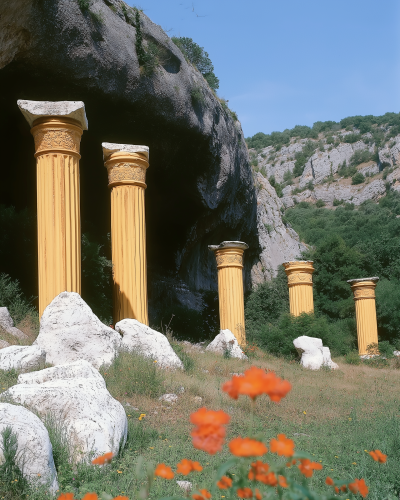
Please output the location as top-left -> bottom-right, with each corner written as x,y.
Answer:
0,307 -> 27,340
34,292 -> 121,369
18,359 -> 105,386
0,345 -> 46,372
3,376 -> 127,462
0,0 -> 259,303
115,319 -> 183,369
159,394 -> 178,404
252,173 -> 306,282
0,340 -> 10,349
0,403 -> 59,493
293,336 -> 338,370
205,329 -> 246,359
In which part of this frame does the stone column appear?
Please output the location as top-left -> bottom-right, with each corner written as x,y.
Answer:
347,277 -> 379,355
102,143 -> 149,325
283,261 -> 315,316
18,100 -> 87,318
209,241 -> 248,346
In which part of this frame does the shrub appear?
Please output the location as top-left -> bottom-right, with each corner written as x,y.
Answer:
0,273 -> 36,325
345,350 -> 361,365
77,0 -> 90,11
338,160 -> 357,178
342,133 -> 360,143
268,176 -> 283,197
172,37 -> 219,91
316,199 -> 325,208
191,86 -> 205,106
100,351 -> 164,399
352,172 -> 365,185
283,169 -> 293,185
333,198 -> 343,206
349,149 -> 373,167
0,426 -> 28,499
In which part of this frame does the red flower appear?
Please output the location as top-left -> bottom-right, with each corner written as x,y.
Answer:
217,476 -> 232,489
192,489 -> 211,500
229,437 -> 267,457
237,488 -> 253,498
222,367 -> 291,402
298,459 -> 323,478
177,459 -> 203,475
190,408 -> 230,455
112,497 -> 129,500
325,477 -> 334,486
92,452 -> 113,465
369,449 -> 387,463
349,478 -> 369,498
270,434 -> 295,457
57,495 -> 75,500
82,495 -> 98,500
278,475 -> 288,488
248,461 -> 269,481
255,488 -> 262,500
155,463 -> 174,479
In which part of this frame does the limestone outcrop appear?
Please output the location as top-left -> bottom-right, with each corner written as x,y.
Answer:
34,292 -> 121,369
293,336 -> 338,370
0,307 -> 27,340
3,369 -> 127,462
0,403 -> 59,494
0,345 -> 46,372
115,319 -> 183,369
205,329 -> 247,359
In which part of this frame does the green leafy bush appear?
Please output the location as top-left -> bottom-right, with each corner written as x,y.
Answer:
172,37 -> 219,91
338,160 -> 357,178
0,274 -> 36,325
316,199 -> 325,208
350,149 -> 373,166
352,172 -> 365,185
268,176 -> 283,197
0,426 -> 28,499
77,0 -> 90,11
342,133 -> 361,144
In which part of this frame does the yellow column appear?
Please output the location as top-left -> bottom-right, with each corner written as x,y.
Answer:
209,241 -> 248,346
347,277 -> 379,355
18,100 -> 88,317
102,143 -> 149,325
283,261 -> 314,316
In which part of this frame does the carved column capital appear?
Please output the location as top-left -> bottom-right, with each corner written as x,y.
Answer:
102,144 -> 149,189
209,241 -> 248,269
348,277 -> 379,301
283,261 -> 314,287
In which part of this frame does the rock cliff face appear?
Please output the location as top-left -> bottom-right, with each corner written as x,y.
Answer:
0,0 -> 277,311
250,130 -> 400,209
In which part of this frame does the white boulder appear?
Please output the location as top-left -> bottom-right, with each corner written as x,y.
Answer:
0,403 -> 58,494
0,345 -> 46,372
0,307 -> 27,340
3,376 -> 127,463
159,394 -> 178,404
34,292 -> 121,369
206,329 -> 247,359
115,319 -> 183,369
18,359 -> 105,386
293,336 -> 338,370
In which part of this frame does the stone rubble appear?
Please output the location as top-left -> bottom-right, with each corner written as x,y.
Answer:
0,307 -> 28,340
205,329 -> 247,359
293,336 -> 338,370
0,345 -> 46,372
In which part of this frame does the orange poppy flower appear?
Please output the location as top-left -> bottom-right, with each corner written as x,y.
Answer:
248,460 -> 269,481
278,475 -> 288,488
190,408 -> 230,455
92,452 -> 113,465
229,437 -> 267,457
237,487 -> 253,498
222,367 -> 291,402
177,459 -> 203,475
82,495 -> 98,500
112,497 -> 129,500
155,463 -> 174,479
57,495 -> 75,500
270,434 -> 295,457
192,489 -> 211,500
325,477 -> 334,486
255,488 -> 262,500
298,459 -> 323,478
262,472 -> 278,487
217,476 -> 232,489
349,478 -> 368,498
334,487 -> 339,494
369,449 -> 387,463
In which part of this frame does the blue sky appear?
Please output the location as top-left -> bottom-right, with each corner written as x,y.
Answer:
127,0 -> 400,137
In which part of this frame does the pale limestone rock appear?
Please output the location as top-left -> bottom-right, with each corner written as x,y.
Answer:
293,336 -> 338,370
0,340 -> 10,349
0,403 -> 58,493
359,162 -> 379,176
17,100 -> 88,129
115,319 -> 183,369
18,359 -> 105,386
251,173 -> 306,283
34,292 -> 121,369
177,481 -> 192,493
159,394 -> 178,404
102,142 -> 149,160
205,329 -> 246,359
0,345 -> 45,372
387,167 -> 400,192
3,377 -> 127,463
352,179 -> 386,205
0,307 -> 27,340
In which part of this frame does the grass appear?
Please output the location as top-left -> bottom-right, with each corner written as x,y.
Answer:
1,343 -> 400,498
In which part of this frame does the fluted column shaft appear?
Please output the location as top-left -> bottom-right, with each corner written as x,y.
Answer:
31,117 -> 83,317
104,150 -> 149,325
348,278 -> 379,355
283,261 -> 314,316
209,242 -> 248,346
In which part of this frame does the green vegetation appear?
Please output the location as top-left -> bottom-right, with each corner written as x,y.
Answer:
293,141 -> 318,177
338,160 -> 357,178
0,427 -> 28,499
268,175 -> 283,197
316,199 -> 325,208
0,274 -> 36,325
246,111 -> 400,150
351,172 -> 365,185
172,37 -> 219,91
190,85 -> 205,106
350,149 -> 376,167
77,0 -> 90,12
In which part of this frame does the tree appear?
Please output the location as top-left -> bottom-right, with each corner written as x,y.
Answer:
172,37 -> 219,91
